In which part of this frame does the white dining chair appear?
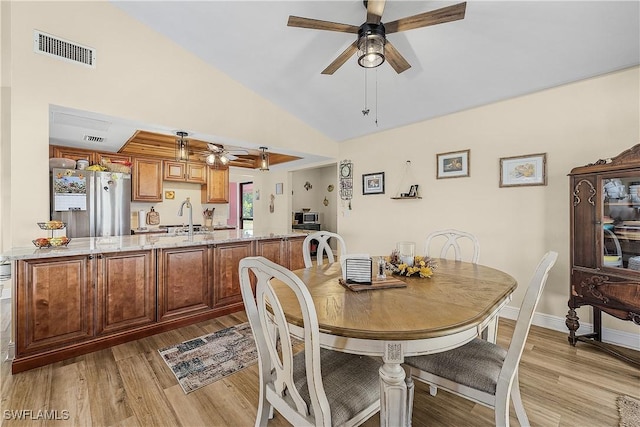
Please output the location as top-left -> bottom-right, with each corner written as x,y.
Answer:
403,251 -> 558,427
425,229 -> 480,264
303,231 -> 347,268
239,256 -> 382,427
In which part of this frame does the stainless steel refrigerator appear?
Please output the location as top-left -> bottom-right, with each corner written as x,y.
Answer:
51,168 -> 131,238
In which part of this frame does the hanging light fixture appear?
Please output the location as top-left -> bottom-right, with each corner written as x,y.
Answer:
357,23 -> 385,69
175,131 -> 189,161
259,147 -> 269,171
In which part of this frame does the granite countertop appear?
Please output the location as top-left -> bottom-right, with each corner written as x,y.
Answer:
2,229 -> 309,261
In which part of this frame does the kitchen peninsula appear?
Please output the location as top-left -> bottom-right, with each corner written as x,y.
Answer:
4,229 -> 308,373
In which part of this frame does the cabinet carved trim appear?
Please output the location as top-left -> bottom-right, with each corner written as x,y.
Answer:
573,179 -> 596,206
575,275 -> 610,303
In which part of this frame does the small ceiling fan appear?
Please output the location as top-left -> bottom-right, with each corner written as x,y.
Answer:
203,143 -> 249,167
287,0 -> 466,74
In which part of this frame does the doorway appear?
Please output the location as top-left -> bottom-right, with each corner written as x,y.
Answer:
239,182 -> 253,230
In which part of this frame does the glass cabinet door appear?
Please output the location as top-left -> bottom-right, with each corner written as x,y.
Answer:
602,175 -> 640,270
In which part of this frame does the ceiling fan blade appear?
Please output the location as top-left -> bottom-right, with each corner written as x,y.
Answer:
366,0 -> 386,24
321,41 -> 358,75
384,41 -> 411,74
287,16 -> 359,33
384,2 -> 466,34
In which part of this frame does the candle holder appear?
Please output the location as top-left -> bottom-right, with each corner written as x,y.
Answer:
397,241 -> 416,267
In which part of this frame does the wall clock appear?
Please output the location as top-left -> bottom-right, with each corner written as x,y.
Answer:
340,163 -> 352,178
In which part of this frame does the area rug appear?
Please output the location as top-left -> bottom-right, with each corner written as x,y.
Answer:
158,323 -> 258,394
618,395 -> 640,427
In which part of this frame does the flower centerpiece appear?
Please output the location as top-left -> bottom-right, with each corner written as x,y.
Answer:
387,249 -> 437,278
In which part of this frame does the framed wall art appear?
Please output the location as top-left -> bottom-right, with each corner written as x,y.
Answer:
275,182 -> 283,195
362,172 -> 385,195
437,149 -> 470,179
499,153 -> 547,187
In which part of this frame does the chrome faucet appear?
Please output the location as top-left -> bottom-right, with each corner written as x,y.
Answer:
178,197 -> 194,237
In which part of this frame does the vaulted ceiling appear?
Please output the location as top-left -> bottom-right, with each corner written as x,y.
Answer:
110,1 -> 639,142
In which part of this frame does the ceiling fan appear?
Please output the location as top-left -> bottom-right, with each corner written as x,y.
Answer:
203,143 -> 249,167
287,0 -> 466,75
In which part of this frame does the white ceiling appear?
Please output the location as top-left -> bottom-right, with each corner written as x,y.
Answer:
51,1 -> 639,158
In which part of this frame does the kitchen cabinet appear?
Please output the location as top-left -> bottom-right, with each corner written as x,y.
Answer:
51,146 -> 94,163
95,251 -> 156,335
16,256 -> 94,356
163,160 -> 206,184
255,238 -> 286,266
567,144 -> 640,367
132,157 -> 163,202
212,240 -> 252,308
158,246 -> 212,322
286,236 -> 307,271
202,167 -> 229,203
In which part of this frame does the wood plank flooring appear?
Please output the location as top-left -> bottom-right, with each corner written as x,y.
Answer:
1,314 -> 638,426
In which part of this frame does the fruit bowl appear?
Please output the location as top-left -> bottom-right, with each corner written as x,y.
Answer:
38,221 -> 66,230
32,238 -> 51,248
48,237 -> 71,247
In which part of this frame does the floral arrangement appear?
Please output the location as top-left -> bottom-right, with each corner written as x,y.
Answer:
386,249 -> 437,278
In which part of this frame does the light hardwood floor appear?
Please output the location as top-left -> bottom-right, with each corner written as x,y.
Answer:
1,314 -> 638,427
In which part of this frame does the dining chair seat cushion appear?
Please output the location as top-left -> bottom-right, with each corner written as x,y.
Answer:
404,338 -> 507,395
292,348 -> 382,425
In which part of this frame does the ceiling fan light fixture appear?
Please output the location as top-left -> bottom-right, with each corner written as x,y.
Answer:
357,23 -> 385,68
205,152 -> 230,168
259,147 -> 269,171
175,131 -> 189,161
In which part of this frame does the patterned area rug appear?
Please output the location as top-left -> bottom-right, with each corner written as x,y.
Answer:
618,395 -> 640,427
158,323 -> 258,394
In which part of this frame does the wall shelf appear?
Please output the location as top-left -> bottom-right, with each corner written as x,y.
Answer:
390,196 -> 422,200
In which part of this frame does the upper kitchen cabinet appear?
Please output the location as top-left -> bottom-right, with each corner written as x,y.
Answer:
51,145 -> 93,163
163,160 -> 206,184
132,157 -> 163,202
202,167 -> 229,203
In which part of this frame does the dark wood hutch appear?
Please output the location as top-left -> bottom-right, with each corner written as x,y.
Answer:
567,144 -> 640,367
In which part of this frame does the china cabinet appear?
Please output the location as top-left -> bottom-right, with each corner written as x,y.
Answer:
567,144 -> 640,367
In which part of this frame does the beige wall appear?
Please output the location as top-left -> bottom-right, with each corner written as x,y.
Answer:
338,67 -> 640,335
2,2 -> 639,341
2,1 -> 336,249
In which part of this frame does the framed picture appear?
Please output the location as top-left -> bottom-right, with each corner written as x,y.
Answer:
408,185 -> 419,197
275,182 -> 283,195
499,153 -> 547,187
362,172 -> 385,195
437,149 -> 470,179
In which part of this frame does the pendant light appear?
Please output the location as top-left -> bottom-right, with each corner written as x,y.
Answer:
175,131 -> 189,161
259,147 -> 269,171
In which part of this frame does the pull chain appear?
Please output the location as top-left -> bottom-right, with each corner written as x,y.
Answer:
375,68 -> 379,126
362,68 -> 370,116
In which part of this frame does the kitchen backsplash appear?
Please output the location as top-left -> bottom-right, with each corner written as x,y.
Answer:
130,181 -> 231,229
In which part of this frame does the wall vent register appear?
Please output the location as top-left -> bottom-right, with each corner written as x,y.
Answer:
33,30 -> 96,68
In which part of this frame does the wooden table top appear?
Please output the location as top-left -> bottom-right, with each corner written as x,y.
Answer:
271,258 -> 517,341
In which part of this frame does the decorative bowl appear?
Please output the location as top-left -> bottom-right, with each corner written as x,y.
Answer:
48,237 -> 71,247
32,238 -> 51,248
301,208 -> 311,212
38,221 -> 66,230
49,158 -> 77,170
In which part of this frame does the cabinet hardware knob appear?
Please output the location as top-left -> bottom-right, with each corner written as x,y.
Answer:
88,255 -> 94,260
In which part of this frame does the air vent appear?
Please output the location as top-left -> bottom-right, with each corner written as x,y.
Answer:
84,135 -> 104,143
33,30 -> 96,68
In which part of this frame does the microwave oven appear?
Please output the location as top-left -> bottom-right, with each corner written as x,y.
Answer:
302,212 -> 319,224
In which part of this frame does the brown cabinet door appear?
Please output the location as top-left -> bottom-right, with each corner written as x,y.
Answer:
132,157 -> 163,201
16,256 -> 94,356
158,246 -> 212,321
571,175 -> 598,268
213,241 -> 252,308
51,146 -> 95,163
163,160 -> 187,181
202,167 -> 229,203
255,238 -> 285,266
186,162 -> 206,184
287,236 -> 307,271
96,251 -> 156,335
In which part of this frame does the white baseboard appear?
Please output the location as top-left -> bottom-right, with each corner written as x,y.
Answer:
499,307 -> 640,352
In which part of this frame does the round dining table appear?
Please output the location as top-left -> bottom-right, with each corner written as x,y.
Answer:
269,258 -> 517,427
